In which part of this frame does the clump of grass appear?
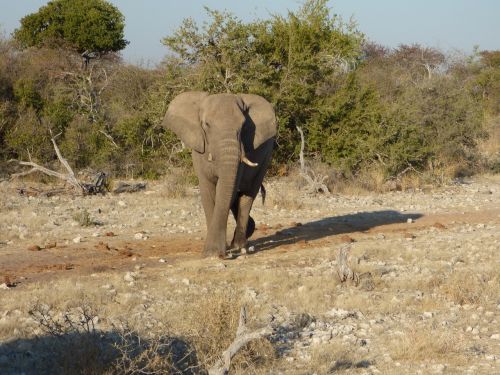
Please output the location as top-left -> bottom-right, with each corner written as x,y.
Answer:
310,341 -> 372,374
160,168 -> 198,198
440,271 -> 498,306
72,209 -> 99,226
389,327 -> 464,362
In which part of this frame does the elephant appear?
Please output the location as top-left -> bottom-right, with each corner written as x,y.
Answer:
162,92 -> 277,257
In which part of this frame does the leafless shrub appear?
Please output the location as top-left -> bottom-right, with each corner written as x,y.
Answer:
111,325 -> 199,375
29,302 -> 98,337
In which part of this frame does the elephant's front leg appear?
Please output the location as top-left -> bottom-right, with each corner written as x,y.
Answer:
230,194 -> 255,250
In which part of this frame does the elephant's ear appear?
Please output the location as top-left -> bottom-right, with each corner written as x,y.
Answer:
162,91 -> 208,153
239,94 -> 277,150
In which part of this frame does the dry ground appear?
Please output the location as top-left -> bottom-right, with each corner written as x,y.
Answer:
0,175 -> 499,374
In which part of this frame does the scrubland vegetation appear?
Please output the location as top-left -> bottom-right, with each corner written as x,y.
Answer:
1,0 -> 498,187
1,1 -> 499,374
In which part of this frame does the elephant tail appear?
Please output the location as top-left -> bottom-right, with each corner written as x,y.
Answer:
260,184 -> 266,205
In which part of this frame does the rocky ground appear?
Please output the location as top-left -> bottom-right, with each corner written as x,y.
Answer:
0,175 -> 499,374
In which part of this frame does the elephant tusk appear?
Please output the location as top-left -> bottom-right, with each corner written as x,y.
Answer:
242,156 -> 258,167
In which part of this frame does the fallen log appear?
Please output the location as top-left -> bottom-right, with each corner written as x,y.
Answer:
113,182 -> 146,194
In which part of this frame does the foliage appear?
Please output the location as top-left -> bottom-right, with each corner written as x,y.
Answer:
1,0 -> 498,182
13,0 -> 128,54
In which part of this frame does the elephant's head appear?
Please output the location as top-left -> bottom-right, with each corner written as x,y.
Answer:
161,91 -> 276,165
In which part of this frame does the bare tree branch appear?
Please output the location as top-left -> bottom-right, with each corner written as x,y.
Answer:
10,136 -> 84,193
208,305 -> 272,375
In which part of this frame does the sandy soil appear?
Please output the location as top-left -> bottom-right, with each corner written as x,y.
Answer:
0,175 -> 499,374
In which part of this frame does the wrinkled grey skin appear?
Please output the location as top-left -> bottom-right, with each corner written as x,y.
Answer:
162,92 -> 277,257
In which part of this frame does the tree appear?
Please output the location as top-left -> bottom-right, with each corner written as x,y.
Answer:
163,0 -> 364,165
13,0 -> 128,55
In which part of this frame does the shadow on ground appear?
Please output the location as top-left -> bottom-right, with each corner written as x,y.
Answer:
0,331 -> 200,375
252,210 -> 423,252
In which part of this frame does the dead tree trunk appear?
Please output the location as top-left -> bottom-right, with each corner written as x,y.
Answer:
296,126 -> 330,194
336,244 -> 359,285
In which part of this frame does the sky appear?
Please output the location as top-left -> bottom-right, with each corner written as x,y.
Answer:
1,0 -> 499,66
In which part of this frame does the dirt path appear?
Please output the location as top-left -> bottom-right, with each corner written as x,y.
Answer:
3,206 -> 499,287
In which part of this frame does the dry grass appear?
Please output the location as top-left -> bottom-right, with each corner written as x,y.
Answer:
439,270 -> 499,306
173,289 -> 275,373
159,168 -> 198,198
309,341 -> 371,374
389,326 -> 465,363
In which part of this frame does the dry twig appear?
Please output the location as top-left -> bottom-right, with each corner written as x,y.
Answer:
208,306 -> 272,375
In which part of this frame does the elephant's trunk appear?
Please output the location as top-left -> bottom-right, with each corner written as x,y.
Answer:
204,135 -> 242,256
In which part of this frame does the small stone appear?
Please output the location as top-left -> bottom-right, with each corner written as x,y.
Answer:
182,278 -> 190,286
73,236 -> 82,243
124,272 -> 136,282
491,333 -> 500,340
134,232 -> 143,240
28,244 -> 42,251
298,285 -> 306,292
423,311 -> 434,319
431,364 -> 446,373
248,246 -> 255,253
118,200 -> 126,207
407,218 -> 413,224
0,283 -> 10,290
159,258 -> 166,263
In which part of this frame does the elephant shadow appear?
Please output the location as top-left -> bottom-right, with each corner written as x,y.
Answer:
0,330 -> 201,375
251,210 -> 423,252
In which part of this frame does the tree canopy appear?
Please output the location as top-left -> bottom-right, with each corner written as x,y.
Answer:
13,0 -> 128,54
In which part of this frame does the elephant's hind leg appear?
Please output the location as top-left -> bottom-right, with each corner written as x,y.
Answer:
230,194 -> 254,250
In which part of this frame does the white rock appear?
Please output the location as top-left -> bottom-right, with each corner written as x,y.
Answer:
134,232 -> 143,240
423,311 -> 434,319
0,283 -> 10,290
182,278 -> 190,286
118,201 -> 126,207
124,272 -> 137,282
73,235 -> 82,243
407,218 -> 413,223
431,364 -> 446,373
159,258 -> 166,263
491,333 -> 500,340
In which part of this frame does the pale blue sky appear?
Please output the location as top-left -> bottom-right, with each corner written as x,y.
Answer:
1,1 -> 498,65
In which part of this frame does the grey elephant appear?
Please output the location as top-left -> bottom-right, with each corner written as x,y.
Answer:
162,92 -> 277,257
